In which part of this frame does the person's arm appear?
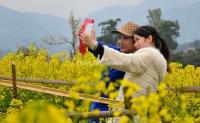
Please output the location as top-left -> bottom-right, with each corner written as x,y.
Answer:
90,45 -> 150,74
88,43 -> 104,59
88,44 -> 120,58
101,46 -> 150,74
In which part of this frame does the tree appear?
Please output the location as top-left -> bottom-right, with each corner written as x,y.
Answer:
68,11 -> 80,57
42,11 -> 80,58
147,8 -> 180,51
172,39 -> 200,66
172,48 -> 200,67
147,9 -> 162,29
16,43 -> 45,58
193,39 -> 200,49
97,18 -> 121,45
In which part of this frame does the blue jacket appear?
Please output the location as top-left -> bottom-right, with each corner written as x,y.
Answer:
90,68 -> 125,111
89,45 -> 125,123
90,45 -> 125,111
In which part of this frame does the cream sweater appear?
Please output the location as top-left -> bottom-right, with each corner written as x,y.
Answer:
100,46 -> 167,101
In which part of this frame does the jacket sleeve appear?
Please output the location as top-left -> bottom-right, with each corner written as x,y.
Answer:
100,46 -> 151,74
88,43 -> 104,59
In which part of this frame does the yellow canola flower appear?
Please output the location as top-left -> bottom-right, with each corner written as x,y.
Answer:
157,83 -> 167,98
121,79 -> 141,91
109,91 -> 118,100
113,111 -> 121,117
4,101 -> 71,123
108,83 -> 115,92
91,109 -> 100,116
95,81 -> 106,92
64,100 -> 75,112
125,88 -> 134,98
120,115 -> 130,123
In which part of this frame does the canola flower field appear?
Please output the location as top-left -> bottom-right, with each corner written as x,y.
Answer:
0,45 -> 199,123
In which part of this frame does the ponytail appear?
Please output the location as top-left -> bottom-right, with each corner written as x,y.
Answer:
157,36 -> 171,72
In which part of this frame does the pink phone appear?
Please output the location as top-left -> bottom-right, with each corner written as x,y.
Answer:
79,18 -> 94,55
85,23 -> 94,33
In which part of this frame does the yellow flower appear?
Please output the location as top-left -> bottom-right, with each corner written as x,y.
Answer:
120,115 -> 130,123
109,91 -> 118,100
91,109 -> 100,116
113,111 -> 121,117
64,100 -> 75,112
125,88 -> 134,98
108,83 -> 115,92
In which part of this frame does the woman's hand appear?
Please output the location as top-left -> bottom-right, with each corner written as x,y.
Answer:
79,27 -> 97,49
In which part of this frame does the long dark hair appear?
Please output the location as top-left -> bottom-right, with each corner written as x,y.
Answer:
134,25 -> 171,72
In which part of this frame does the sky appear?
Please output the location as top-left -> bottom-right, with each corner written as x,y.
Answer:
0,0 -> 143,18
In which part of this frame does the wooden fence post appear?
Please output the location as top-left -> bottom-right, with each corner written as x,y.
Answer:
12,62 -> 17,99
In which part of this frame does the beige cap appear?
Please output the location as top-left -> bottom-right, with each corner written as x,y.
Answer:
112,22 -> 139,37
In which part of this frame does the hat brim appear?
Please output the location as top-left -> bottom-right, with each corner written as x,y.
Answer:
112,30 -> 127,35
112,30 -> 134,37
112,30 -> 121,34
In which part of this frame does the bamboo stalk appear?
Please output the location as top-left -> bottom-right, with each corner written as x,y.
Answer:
0,76 -> 199,93
0,76 -> 96,86
0,80 -> 123,105
0,76 -> 76,85
67,110 -> 136,119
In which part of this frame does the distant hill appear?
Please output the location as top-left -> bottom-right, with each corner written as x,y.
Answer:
87,0 -> 200,44
0,50 -> 5,58
0,5 -> 71,53
175,39 -> 200,52
1,0 -> 200,54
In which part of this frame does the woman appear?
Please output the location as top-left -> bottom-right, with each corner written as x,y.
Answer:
80,25 -> 170,121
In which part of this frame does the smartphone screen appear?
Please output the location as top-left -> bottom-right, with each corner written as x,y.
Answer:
85,23 -> 93,33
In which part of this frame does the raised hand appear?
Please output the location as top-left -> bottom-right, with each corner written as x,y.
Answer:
79,27 -> 97,49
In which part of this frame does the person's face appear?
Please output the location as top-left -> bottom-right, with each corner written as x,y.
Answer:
134,34 -> 153,50
118,34 -> 136,53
